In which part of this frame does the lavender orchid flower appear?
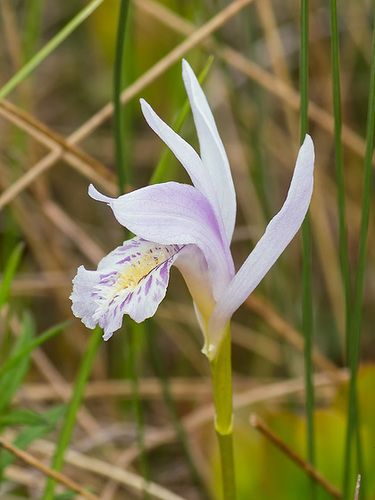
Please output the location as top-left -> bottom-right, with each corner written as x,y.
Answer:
71,59 -> 315,361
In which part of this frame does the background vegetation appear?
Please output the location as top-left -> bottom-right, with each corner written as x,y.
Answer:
0,0 -> 374,499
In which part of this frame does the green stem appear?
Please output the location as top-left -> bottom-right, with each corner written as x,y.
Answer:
209,324 -> 236,500
342,11 -> 375,500
113,0 -> 130,193
300,1 -> 315,497
330,0 -> 352,356
217,432 -> 236,500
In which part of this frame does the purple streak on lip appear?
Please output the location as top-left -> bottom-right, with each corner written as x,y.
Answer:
100,181 -> 235,300
117,256 -> 131,264
159,262 -> 169,284
144,275 -> 153,295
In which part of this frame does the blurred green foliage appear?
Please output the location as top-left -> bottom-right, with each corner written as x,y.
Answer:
209,366 -> 375,499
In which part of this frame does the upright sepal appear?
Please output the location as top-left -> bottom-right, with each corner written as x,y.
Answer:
182,59 -> 236,242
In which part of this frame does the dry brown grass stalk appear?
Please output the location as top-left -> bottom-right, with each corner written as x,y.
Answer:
245,295 -> 339,375
15,378 -> 214,403
0,438 -> 100,500
0,100 -> 118,192
2,435 -> 187,500
42,199 -> 105,265
135,0 -> 371,166
250,414 -> 342,499
0,0 -> 256,211
92,370 -> 349,468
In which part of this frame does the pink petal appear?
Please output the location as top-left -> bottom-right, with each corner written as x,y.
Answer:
207,135 -> 315,357
182,59 -> 236,243
140,98 -> 227,243
89,181 -> 234,300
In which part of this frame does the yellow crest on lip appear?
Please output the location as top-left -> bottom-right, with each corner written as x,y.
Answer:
116,245 -> 179,293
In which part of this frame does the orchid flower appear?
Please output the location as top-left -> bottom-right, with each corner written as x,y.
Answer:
71,59 -> 315,362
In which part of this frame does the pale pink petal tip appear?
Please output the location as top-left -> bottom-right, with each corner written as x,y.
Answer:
88,184 -> 113,203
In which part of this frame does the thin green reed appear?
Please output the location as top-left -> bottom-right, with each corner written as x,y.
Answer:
329,0 -> 351,359
0,0 -> 106,101
113,0 -> 131,193
113,4 -> 150,495
299,1 -> 309,142
0,321 -> 71,380
342,16 -> 375,500
330,2 -> 364,495
0,242 -> 24,312
300,0 -> 315,495
22,0 -> 46,63
42,326 -> 102,500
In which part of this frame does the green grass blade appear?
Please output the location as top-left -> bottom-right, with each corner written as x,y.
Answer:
330,3 -> 362,495
22,0 -> 46,62
300,0 -> 315,496
330,0 -> 351,359
42,327 -> 102,500
0,320 -> 71,380
342,14 -> 375,500
300,1 -> 309,141
0,0 -> 106,101
301,215 -> 315,464
113,0 -> 131,193
0,409 -> 51,426
0,312 -> 34,413
150,56 -> 214,185
0,242 -> 24,311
